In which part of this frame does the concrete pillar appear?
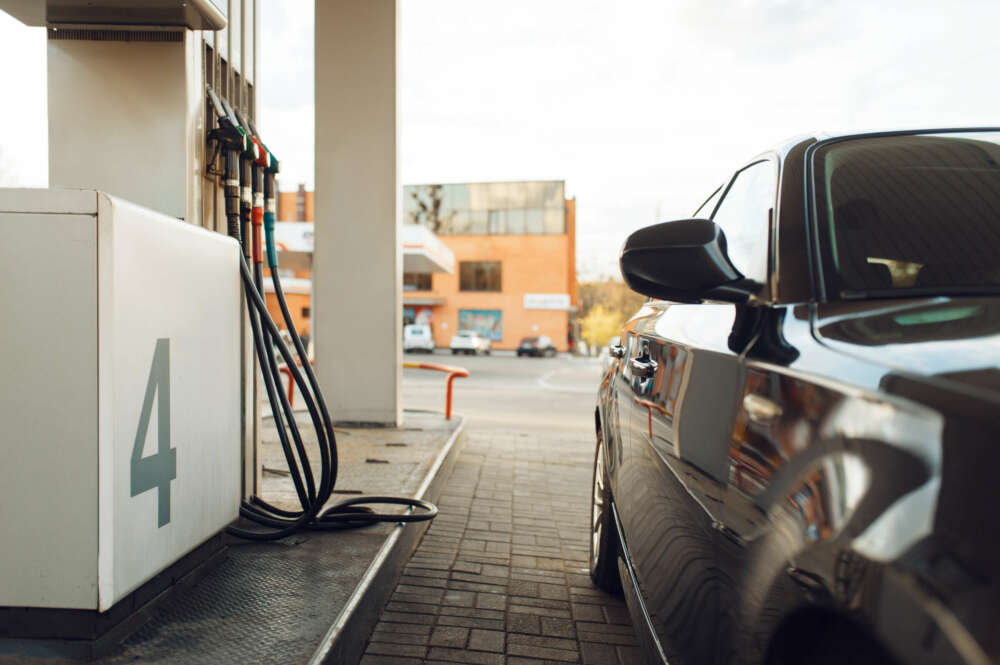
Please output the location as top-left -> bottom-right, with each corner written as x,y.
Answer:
314,0 -> 401,425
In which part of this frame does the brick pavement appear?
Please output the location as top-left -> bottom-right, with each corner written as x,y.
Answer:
360,428 -> 641,665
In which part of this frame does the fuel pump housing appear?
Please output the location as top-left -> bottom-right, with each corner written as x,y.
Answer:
0,188 -> 241,617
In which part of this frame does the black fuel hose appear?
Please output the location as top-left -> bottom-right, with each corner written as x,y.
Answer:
215,149 -> 437,541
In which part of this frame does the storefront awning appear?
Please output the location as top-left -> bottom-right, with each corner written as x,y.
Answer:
402,224 -> 454,274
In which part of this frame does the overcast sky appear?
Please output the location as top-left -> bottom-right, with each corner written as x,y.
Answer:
3,1 -> 999,278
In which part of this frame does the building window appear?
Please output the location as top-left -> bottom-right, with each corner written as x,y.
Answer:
302,307 -> 310,318
459,261 -> 501,291
403,272 -> 432,291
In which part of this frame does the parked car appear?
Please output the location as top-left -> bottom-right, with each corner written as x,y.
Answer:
403,323 -> 435,353
449,330 -> 491,355
516,335 -> 557,357
592,128 -> 1000,665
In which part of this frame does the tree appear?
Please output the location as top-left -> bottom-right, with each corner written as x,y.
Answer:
573,279 -> 646,352
579,304 -> 626,350
407,184 -> 455,234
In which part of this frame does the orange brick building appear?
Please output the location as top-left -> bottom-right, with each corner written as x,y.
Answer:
274,181 -> 578,351
402,181 -> 577,351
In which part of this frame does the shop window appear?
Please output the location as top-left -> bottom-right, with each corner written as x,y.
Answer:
403,272 -> 432,291
459,261 -> 502,292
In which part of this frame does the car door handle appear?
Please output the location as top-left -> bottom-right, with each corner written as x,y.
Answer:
629,357 -> 658,378
743,394 -> 782,424
609,344 -> 625,359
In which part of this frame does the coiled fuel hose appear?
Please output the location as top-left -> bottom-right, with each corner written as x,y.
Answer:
209,104 -> 437,541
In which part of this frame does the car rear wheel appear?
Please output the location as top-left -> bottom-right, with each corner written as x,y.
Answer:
590,430 -> 621,593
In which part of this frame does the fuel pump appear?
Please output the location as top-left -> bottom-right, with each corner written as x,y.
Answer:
206,88 -> 436,540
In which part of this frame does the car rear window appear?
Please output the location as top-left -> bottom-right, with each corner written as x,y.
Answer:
813,131 -> 1000,298
520,337 -> 538,344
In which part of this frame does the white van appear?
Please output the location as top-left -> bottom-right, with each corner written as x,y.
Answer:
403,324 -> 435,353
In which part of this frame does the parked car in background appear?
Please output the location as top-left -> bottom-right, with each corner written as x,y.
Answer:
403,324 -> 435,353
517,335 -> 557,357
449,330 -> 491,355
592,128 -> 1000,665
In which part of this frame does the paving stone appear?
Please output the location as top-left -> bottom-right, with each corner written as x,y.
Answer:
475,592 -> 507,610
509,604 -> 571,619
439,588 -> 476,605
468,628 -> 505,653
508,643 -> 579,662
363,424 -> 636,665
507,612 -> 541,635
427,646 -> 505,665
437,614 -> 506,631
604,604 -> 632,625
617,645 -> 645,664
508,633 -> 578,651
369,630 -> 429,646
571,603 -> 605,622
429,625 -> 469,648
373,621 -> 432,636
365,641 -> 428,658
360,655 -> 422,665
581,641 -> 619,664
508,596 -> 569,611
540,617 -> 575,638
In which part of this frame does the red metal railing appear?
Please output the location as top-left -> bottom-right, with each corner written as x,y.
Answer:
278,361 -> 469,420
403,361 -> 469,420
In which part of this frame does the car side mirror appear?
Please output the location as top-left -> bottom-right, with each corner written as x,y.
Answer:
619,218 -> 756,303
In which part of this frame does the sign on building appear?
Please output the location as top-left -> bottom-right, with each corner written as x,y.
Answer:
524,293 -> 571,310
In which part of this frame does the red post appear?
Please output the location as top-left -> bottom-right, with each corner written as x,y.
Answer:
403,362 -> 468,419
279,366 -> 294,408
445,372 -> 457,420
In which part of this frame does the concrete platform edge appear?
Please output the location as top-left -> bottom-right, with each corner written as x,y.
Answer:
307,413 -> 468,665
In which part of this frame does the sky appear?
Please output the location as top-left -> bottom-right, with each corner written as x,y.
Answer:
3,1 -> 999,278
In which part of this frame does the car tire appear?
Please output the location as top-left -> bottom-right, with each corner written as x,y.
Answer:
590,430 -> 622,593
451,350 -> 457,355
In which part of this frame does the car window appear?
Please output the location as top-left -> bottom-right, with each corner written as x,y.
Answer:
813,131 -> 1000,297
711,159 -> 776,285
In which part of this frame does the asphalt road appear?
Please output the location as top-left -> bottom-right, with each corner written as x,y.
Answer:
403,351 -> 601,433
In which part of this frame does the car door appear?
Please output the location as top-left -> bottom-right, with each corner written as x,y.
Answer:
615,159 -> 778,665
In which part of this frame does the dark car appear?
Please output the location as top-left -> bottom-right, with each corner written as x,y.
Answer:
517,335 -> 557,357
592,128 -> 1000,665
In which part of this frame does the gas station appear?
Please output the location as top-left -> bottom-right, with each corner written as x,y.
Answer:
0,2 -> 454,662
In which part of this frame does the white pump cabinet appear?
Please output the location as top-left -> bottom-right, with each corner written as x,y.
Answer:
0,189 -> 242,611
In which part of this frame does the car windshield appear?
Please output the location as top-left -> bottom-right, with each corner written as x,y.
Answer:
813,131 -> 1000,299
457,331 -> 475,337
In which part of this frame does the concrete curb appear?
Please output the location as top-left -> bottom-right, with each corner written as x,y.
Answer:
307,414 -> 468,665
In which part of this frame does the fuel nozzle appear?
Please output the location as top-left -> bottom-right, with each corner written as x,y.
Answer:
233,112 -> 280,270
206,87 -> 247,241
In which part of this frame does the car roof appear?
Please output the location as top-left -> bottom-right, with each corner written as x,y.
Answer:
759,127 -> 1000,163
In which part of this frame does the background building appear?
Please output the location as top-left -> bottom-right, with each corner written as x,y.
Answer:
403,180 -> 577,351
275,180 -> 577,352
